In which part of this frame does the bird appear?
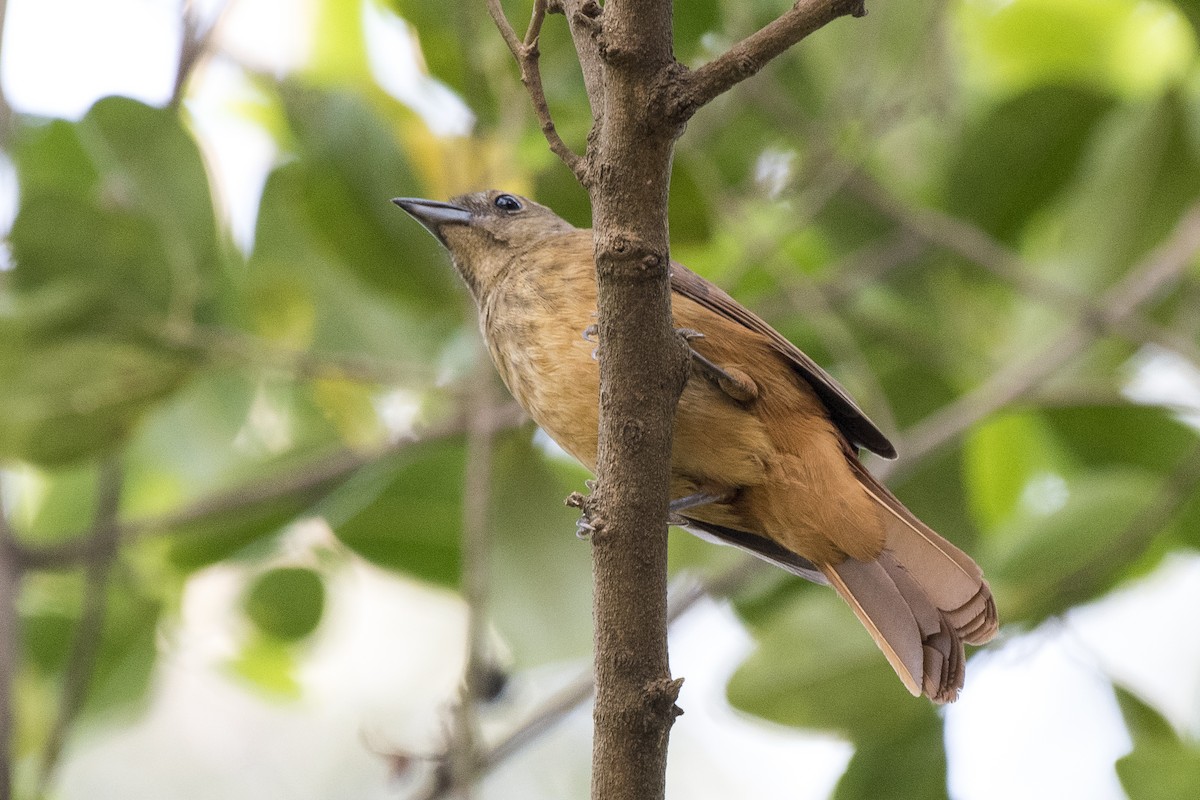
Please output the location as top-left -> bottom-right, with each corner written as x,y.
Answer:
394,189 -> 998,703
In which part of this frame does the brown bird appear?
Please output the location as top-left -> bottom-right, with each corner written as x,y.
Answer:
394,190 -> 997,703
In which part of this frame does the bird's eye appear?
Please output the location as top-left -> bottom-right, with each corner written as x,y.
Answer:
493,194 -> 522,212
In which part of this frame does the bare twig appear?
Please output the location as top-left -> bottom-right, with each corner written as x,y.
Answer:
413,556 -> 768,800
36,457 -> 124,795
879,202 -> 1200,481
487,0 -> 587,181
171,0 -> 239,108
0,477 -> 19,800
17,404 -> 527,571
557,0 -> 606,119
664,0 -> 866,125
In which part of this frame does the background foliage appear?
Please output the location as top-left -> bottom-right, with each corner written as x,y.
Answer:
3,0 -> 1200,798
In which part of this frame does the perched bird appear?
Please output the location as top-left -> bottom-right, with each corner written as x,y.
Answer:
394,190 -> 997,703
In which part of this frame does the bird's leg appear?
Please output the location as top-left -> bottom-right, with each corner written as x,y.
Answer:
566,481 -> 603,540
667,489 -> 735,526
582,323 -> 599,361
675,329 -> 759,404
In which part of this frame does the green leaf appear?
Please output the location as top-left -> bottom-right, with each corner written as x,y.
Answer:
944,86 -> 1113,243
988,467 -> 1163,622
963,410 -> 1074,529
727,589 -> 929,736
834,710 -> 948,800
1041,403 -> 1199,474
1115,686 -> 1200,800
243,567 -> 326,641
674,0 -> 721,64
11,96 -> 224,320
228,633 -> 302,698
328,437 -> 465,586
0,332 -> 192,466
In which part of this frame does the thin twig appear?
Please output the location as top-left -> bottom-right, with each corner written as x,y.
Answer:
879,202 -> 1200,481
171,0 -> 240,108
17,404 -> 527,571
488,0 -> 587,181
557,0 -> 606,121
36,457 -> 124,795
664,0 -> 866,125
0,477 -> 19,800
413,556 -> 768,800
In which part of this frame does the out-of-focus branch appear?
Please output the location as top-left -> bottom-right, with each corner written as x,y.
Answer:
844,171 -> 1200,365
487,0 -> 586,182
880,202 -> 1200,481
0,477 -> 19,800
17,404 -> 526,571
412,556 -> 768,800
445,349 -> 500,798
152,322 -> 436,386
171,0 -> 239,107
35,457 -> 123,795
664,0 -> 866,125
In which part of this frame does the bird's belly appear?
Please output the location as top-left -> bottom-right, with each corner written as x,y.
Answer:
488,325 -> 771,491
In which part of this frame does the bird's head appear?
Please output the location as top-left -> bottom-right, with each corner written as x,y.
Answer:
393,190 -> 578,300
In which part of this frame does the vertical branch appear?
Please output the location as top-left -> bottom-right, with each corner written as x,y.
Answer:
36,457 -> 124,795
447,349 -> 498,798
583,4 -> 689,799
0,479 -> 19,800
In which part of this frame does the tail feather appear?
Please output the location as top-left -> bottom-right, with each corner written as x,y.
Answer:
819,462 -> 999,703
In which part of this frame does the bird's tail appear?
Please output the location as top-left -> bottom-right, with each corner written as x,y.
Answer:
821,462 -> 998,703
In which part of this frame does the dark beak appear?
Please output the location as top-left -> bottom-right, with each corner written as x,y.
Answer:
392,197 -> 472,240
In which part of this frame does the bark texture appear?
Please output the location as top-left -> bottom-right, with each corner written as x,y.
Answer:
582,4 -> 690,798
490,1 -> 871,797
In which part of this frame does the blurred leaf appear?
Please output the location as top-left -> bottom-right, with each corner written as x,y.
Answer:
1041,403 -> 1199,473
963,410 -> 1073,529
387,0 -> 503,122
328,437 -> 465,586
1115,686 -> 1200,800
249,85 -> 463,362
988,467 -> 1163,621
228,633 -> 302,698
674,0 -> 721,64
955,0 -> 1196,98
87,585 -> 162,713
489,434 -> 594,664
308,0 -> 371,83
0,332 -> 192,466
669,157 -> 714,246
244,567 -> 326,641
944,86 -> 1113,242
3,97 -> 228,465
833,710 -> 948,800
727,589 -> 929,735
11,96 -> 224,319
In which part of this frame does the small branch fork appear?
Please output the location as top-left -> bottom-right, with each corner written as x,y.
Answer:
487,0 -> 588,183
488,0 -> 865,186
